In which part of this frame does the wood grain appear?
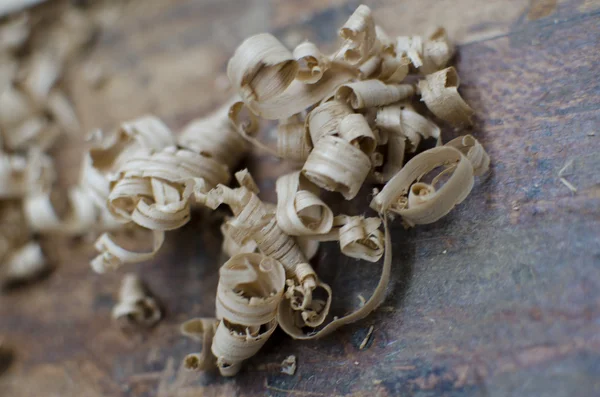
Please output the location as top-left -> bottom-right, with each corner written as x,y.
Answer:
1,1 -> 599,396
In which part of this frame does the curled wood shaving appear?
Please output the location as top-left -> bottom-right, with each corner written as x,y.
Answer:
371,128 -> 406,184
421,28 -> 455,74
335,80 -> 414,109
357,54 -> 381,80
226,98 -> 283,158
211,253 -> 286,376
374,25 -> 394,55
378,47 -> 410,83
112,273 -> 161,329
92,230 -> 165,273
445,134 -> 490,176
293,41 -> 329,84
376,104 -> 441,152
334,4 -> 376,65
296,236 -> 319,261
227,33 -> 356,120
275,171 -> 333,236
277,117 -> 312,162
221,217 -> 258,258
312,215 -> 384,262
397,28 -> 454,74
306,100 -> 353,144
83,116 -> 177,208
370,143 -> 483,226
302,135 -> 371,200
339,113 -> 376,155
106,147 -> 228,228
182,318 -> 218,372
418,67 -> 474,127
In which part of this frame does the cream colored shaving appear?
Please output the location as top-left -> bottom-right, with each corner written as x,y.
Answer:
418,67 -> 474,127
112,273 -> 161,329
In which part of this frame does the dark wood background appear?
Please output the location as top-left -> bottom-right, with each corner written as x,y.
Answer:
1,0 -> 599,396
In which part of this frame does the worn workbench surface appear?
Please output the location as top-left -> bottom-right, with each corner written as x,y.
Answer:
1,0 -> 600,396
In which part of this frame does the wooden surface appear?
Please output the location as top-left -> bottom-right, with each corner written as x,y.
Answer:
2,0 -> 600,396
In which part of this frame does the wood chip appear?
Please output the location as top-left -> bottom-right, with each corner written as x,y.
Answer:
280,355 -> 297,375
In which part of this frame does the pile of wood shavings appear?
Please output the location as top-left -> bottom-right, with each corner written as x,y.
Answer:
84,4 -> 490,376
5,4 -> 490,376
0,2 -> 130,286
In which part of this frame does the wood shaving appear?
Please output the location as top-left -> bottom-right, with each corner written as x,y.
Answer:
221,217 -> 258,258
280,355 -> 297,375
357,294 -> 366,307
302,135 -> 372,200
276,171 -> 333,236
370,145 -> 477,226
181,318 -> 218,372
559,177 -> 577,194
112,273 -> 161,330
418,67 -> 474,127
397,28 -> 454,74
277,116 -> 312,162
211,253 -> 286,376
0,2 -> 129,288
359,325 -> 374,349
558,159 -> 577,194
336,80 -> 414,109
